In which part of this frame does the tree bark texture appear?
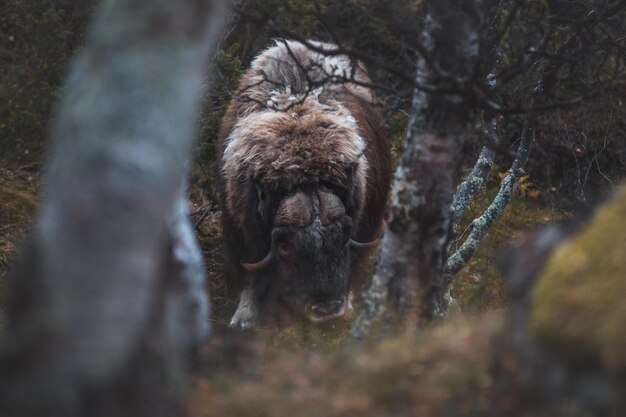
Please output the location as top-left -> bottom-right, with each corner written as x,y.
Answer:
353,0 -> 496,337
0,0 -> 228,416
451,116 -> 498,230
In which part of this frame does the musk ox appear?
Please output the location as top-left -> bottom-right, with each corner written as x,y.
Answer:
217,40 -> 391,328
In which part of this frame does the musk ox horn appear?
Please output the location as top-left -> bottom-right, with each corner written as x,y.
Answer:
349,237 -> 382,249
274,191 -> 314,228
241,250 -> 273,272
317,190 -> 345,226
349,219 -> 387,249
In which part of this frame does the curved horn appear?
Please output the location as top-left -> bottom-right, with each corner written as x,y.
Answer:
349,219 -> 387,249
241,250 -> 273,272
349,236 -> 382,249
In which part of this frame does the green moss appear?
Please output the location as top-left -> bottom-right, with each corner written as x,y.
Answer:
530,186 -> 626,374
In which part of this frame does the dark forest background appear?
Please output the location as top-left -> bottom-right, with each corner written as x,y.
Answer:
2,0 -> 624,203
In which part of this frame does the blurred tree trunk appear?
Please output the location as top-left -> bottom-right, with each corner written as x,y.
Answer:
353,0 -> 496,336
0,0 -> 228,416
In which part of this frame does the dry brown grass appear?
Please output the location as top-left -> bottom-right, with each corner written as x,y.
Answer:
189,314 -> 503,417
0,168 -> 39,336
0,171 -> 37,267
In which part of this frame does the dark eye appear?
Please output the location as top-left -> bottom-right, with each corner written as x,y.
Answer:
257,187 -> 266,201
277,241 -> 291,258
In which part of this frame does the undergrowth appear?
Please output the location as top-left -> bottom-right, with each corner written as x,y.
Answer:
0,169 -> 38,338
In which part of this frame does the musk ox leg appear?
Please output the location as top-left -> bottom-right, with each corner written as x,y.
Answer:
230,286 -> 259,329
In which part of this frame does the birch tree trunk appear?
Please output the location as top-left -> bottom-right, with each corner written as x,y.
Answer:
353,0 -> 495,336
0,0 -> 228,416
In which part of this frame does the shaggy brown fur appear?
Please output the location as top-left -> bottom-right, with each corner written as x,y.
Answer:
217,40 -> 391,324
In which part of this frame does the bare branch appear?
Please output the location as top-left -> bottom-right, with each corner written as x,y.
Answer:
446,110 -> 536,276
451,116 -> 499,230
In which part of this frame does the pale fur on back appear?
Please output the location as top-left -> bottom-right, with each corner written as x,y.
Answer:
222,40 -> 373,226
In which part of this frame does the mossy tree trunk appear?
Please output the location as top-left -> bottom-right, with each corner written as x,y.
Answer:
0,0 -> 228,416
353,0 -> 497,336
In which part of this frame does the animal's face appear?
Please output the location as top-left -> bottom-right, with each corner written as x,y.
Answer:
272,215 -> 352,322
243,188 -> 360,322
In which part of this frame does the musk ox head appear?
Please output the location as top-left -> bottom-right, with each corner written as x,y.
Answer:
240,187 -> 380,322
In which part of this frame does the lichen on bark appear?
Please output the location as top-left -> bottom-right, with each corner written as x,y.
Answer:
451,117 -> 498,230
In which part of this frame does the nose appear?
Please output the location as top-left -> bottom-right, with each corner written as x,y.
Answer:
311,299 -> 342,315
307,298 -> 346,322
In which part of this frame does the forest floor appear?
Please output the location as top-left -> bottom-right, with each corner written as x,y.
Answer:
0,167 -> 578,417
